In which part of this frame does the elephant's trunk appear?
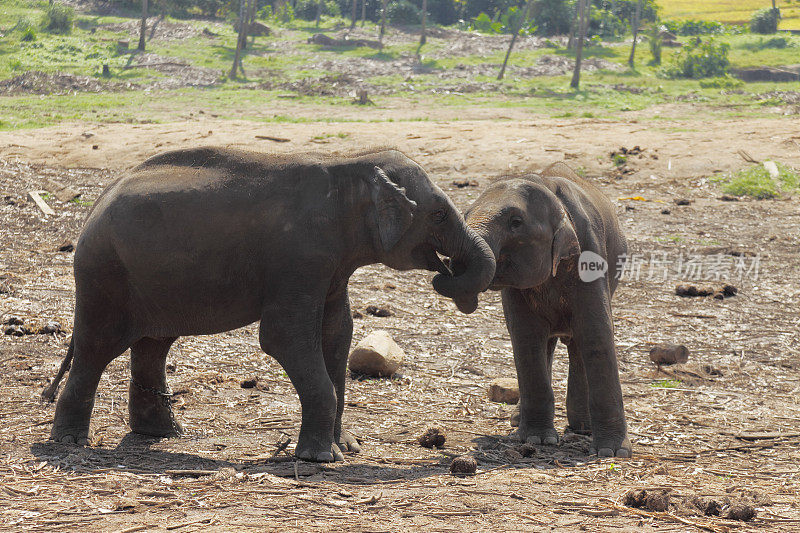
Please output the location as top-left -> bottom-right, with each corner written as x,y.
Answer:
432,223 -> 496,314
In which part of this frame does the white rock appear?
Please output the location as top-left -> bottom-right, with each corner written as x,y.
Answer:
764,160 -> 780,179
348,330 -> 404,377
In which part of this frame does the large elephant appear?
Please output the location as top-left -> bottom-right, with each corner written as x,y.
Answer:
42,147 -> 496,462
462,162 -> 630,458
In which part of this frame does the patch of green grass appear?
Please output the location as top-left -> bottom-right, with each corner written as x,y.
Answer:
651,379 -> 682,389
70,197 -> 94,206
655,235 -> 684,243
714,162 -> 800,199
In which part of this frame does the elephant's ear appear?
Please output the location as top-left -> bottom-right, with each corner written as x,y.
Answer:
366,166 -> 417,252
551,212 -> 581,276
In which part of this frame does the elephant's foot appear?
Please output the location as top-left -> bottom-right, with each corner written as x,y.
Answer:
336,429 -> 361,454
509,405 -> 520,427
50,422 -> 91,445
296,433 -> 345,462
566,408 -> 592,435
129,381 -> 182,438
590,433 -> 632,458
513,423 -> 559,446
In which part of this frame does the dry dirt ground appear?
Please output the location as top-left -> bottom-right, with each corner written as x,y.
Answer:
1,108 -> 800,532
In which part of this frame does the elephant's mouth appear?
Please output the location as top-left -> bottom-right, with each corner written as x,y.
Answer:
420,245 -> 453,276
487,257 -> 512,290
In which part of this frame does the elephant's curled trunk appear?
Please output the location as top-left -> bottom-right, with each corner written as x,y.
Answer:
432,225 -> 496,314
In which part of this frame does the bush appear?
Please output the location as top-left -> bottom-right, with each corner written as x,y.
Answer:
715,162 -> 800,199
269,2 -> 295,23
40,3 -> 74,34
645,24 -> 662,65
593,0 -> 658,25
469,12 -> 502,33
740,36 -> 792,51
463,0 -> 516,20
662,39 -> 730,79
588,8 -> 627,39
531,0 -> 571,36
294,0 -> 340,20
751,7 -> 780,34
663,19 -> 725,36
386,0 -> 420,24
698,76 -> 743,89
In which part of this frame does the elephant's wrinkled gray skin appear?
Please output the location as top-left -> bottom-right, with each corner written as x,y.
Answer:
462,162 -> 630,458
43,147 -> 495,462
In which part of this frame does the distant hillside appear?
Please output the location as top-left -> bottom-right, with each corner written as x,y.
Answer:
658,0 -> 800,30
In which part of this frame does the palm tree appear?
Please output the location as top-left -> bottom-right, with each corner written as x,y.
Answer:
570,0 -> 587,89
138,0 -> 147,51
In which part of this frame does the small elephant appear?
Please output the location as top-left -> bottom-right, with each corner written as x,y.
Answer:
43,147 -> 495,462
463,162 -> 630,458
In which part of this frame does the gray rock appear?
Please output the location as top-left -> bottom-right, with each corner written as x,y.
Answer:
348,330 -> 404,377
649,344 -> 690,365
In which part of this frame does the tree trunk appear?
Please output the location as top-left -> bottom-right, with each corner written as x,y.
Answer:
351,0 -> 357,29
361,0 -> 366,27
230,0 -> 249,79
419,0 -> 428,46
138,0 -> 147,51
316,0 -> 322,27
498,0 -> 534,81
379,0 -> 388,41
628,0 -> 642,67
567,0 -> 580,50
247,0 -> 257,49
772,0 -> 777,9
570,0 -> 586,89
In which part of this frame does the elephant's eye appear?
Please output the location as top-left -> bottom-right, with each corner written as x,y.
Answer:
432,208 -> 448,224
509,216 -> 523,230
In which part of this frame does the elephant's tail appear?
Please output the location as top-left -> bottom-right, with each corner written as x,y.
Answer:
41,336 -> 74,403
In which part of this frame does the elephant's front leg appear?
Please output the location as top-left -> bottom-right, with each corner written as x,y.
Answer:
502,289 -> 559,446
572,287 -> 631,458
259,288 -> 343,462
321,286 -> 360,455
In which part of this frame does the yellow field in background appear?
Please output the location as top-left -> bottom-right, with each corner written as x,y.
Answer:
658,1 -> 800,29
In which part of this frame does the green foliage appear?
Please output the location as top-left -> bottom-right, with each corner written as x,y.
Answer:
588,8 -> 627,39
662,39 -> 730,79
21,26 -> 37,41
40,3 -> 74,34
468,6 -> 534,35
386,0 -> 421,25
750,7 -> 780,34
651,379 -> 682,389
469,12 -> 503,33
593,0 -> 658,25
462,0 -> 516,20
698,76 -> 742,89
645,24 -> 662,65
663,19 -> 728,36
740,36 -> 792,51
267,2 -> 295,23
531,0 -> 571,36
715,162 -> 800,199
294,0 -> 341,20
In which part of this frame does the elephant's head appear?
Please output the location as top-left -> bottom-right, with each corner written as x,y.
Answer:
462,176 -> 581,290
354,155 -> 495,314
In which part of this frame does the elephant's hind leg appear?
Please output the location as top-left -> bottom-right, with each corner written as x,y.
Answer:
565,339 -> 592,435
129,337 -> 182,437
51,328 -> 130,444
